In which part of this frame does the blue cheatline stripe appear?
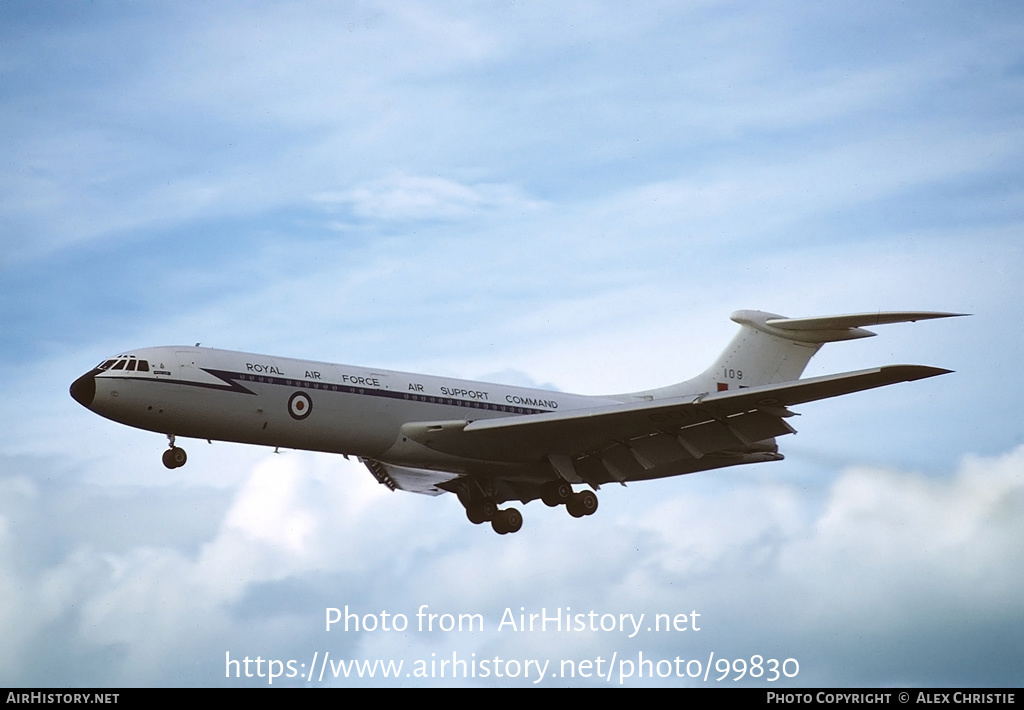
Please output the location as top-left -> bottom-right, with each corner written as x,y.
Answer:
103,368 -> 551,415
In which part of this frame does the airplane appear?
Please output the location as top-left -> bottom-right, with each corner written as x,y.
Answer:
70,309 -> 963,534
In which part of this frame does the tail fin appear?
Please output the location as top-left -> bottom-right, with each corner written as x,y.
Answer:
634,310 -> 965,400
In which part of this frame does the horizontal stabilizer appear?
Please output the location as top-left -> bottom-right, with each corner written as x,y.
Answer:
739,310 -> 967,343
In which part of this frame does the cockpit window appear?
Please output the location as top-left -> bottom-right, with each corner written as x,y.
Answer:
97,356 -> 149,373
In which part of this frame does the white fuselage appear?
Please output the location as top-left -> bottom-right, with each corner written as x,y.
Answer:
78,346 -> 619,470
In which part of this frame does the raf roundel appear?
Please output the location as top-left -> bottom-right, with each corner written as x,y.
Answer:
288,391 -> 313,420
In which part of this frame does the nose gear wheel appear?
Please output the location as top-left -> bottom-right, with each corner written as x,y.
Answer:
162,446 -> 187,469
162,434 -> 187,469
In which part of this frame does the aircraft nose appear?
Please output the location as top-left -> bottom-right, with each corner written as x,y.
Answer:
70,371 -> 97,408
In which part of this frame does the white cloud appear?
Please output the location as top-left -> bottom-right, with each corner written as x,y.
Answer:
315,174 -> 545,222
781,447 -> 1024,624
2,440 -> 1022,685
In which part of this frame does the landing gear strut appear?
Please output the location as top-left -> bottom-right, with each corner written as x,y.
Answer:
162,434 -> 187,469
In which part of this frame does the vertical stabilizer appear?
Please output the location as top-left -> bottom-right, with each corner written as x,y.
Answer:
704,311 -> 825,389
625,310 -> 966,400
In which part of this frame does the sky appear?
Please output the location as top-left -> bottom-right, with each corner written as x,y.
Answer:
1,0 -> 1023,687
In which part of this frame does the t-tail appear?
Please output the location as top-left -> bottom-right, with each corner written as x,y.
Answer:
632,310 -> 967,400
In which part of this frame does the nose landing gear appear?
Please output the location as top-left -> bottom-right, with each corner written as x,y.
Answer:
162,435 -> 187,469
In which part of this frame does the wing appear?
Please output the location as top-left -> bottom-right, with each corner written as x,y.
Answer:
397,365 -> 950,485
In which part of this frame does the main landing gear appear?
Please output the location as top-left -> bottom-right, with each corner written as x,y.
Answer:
465,500 -> 523,535
162,434 -> 187,469
463,481 -> 598,535
541,481 -> 598,519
